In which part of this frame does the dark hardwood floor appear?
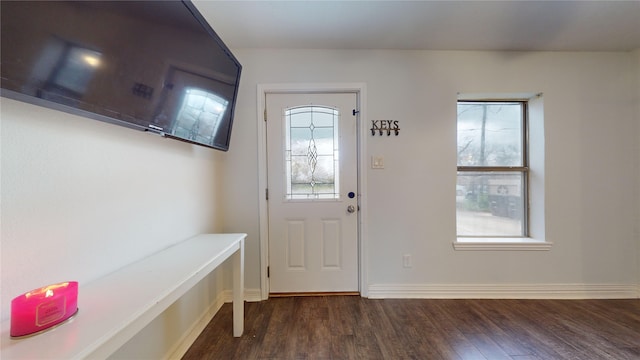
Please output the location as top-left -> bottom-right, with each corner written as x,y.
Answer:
182,296 -> 640,360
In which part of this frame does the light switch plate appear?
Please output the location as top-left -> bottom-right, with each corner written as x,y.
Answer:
372,156 -> 384,169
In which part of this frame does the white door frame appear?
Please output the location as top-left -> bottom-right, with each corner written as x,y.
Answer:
257,83 -> 368,299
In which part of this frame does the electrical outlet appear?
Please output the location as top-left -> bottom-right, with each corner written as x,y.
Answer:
403,254 -> 412,268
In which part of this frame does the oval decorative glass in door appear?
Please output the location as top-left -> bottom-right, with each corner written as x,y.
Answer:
285,106 -> 340,200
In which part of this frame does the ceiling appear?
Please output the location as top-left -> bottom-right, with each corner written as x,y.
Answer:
192,0 -> 640,52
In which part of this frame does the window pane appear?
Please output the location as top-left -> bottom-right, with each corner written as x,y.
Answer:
457,102 -> 523,167
289,110 -> 311,127
173,88 -> 228,145
53,47 -> 102,94
456,172 -> 524,236
285,106 -> 339,200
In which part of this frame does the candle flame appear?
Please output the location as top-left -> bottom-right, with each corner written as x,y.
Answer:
24,282 -> 69,299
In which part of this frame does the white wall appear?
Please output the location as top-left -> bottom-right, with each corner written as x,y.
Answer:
226,49 -> 639,296
0,97 -> 230,356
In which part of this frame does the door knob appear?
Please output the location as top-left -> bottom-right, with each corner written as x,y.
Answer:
347,205 -> 356,213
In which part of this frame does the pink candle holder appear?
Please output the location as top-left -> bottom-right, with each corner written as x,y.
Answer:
10,281 -> 79,338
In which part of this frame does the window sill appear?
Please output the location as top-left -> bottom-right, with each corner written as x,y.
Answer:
453,238 -> 553,251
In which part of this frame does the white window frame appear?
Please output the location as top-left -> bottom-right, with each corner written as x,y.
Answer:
454,93 -> 552,251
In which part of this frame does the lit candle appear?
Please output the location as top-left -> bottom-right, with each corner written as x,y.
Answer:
10,281 -> 78,338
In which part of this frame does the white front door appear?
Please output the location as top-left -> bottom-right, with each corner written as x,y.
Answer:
266,92 -> 359,293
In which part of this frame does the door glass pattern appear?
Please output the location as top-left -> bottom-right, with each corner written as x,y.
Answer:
285,106 -> 339,200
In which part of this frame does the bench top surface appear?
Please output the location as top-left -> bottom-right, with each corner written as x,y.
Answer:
0,233 -> 246,359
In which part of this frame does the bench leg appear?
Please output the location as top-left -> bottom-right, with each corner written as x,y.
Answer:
232,239 -> 244,337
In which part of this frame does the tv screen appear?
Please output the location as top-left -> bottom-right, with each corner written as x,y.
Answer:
1,0 -> 242,151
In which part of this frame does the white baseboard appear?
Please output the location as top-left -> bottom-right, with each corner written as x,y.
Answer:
367,283 -> 640,299
222,288 -> 263,303
164,292 -> 227,360
164,288 -> 263,360
245,288 -> 264,302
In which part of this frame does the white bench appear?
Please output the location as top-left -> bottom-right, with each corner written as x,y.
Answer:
0,233 -> 245,359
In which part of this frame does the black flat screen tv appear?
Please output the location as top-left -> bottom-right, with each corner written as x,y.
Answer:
1,0 -> 242,151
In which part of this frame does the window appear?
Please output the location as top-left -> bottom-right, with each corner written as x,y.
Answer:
172,88 -> 228,145
457,100 -> 528,237
49,46 -> 102,95
285,105 -> 340,200
39,42 -> 102,106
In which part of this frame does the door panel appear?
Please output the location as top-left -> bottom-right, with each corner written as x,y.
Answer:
266,92 -> 358,293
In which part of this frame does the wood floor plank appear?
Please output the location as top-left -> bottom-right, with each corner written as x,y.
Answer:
364,299 -> 411,359
381,300 -> 445,359
550,300 -> 640,360
439,300 -> 512,360
182,297 -> 640,360
419,300 -> 475,360
405,300 -> 463,360
508,300 -> 591,360
258,298 -> 295,359
474,300 -> 559,360
470,300 -> 547,357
